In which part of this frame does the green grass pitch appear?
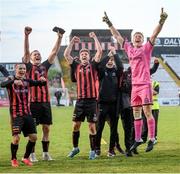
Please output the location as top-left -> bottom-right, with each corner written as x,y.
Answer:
0,106 -> 180,173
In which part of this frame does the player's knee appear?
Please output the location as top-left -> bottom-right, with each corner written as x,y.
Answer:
144,110 -> 152,118
73,122 -> 81,131
89,129 -> 96,135
73,125 -> 80,131
143,105 -> 152,118
13,135 -> 20,144
42,125 -> 50,133
133,110 -> 142,120
29,134 -> 37,142
89,123 -> 96,134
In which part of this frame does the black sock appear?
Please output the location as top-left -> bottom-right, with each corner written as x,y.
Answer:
31,146 -> 35,153
115,133 -> 120,147
42,141 -> 49,152
11,143 -> 18,160
73,131 -> 80,148
24,141 -> 35,159
89,134 -> 96,151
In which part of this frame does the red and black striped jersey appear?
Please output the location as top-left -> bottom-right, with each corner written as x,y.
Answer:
25,60 -> 51,103
1,77 -> 46,118
71,60 -> 98,99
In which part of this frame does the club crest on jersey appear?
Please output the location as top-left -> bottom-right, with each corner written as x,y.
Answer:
93,114 -> 97,122
39,66 -> 46,75
144,97 -> 149,104
35,70 -> 40,74
23,81 -> 28,86
112,72 -> 116,76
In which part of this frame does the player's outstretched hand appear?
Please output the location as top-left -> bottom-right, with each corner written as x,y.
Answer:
154,58 -> 159,64
159,8 -> 168,25
102,11 -> 113,27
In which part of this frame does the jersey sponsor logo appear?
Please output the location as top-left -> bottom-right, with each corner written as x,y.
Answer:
14,89 -> 28,93
39,66 -> 46,76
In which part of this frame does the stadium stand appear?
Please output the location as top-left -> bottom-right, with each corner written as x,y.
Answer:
1,34 -> 180,106
161,54 -> 180,77
151,57 -> 179,106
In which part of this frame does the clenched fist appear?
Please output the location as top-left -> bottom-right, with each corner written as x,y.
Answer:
72,36 -> 80,43
89,32 -> 96,38
24,26 -> 32,35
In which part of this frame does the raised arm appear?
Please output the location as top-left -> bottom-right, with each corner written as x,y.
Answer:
64,36 -> 80,64
109,46 -> 124,73
48,30 -> 64,64
23,26 -> 32,63
0,65 -> 9,77
149,8 -> 168,44
89,32 -> 102,62
150,58 -> 159,75
102,12 -> 124,47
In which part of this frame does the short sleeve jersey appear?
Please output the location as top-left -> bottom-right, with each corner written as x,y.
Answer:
123,40 -> 153,85
25,60 -> 51,103
71,60 -> 98,99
